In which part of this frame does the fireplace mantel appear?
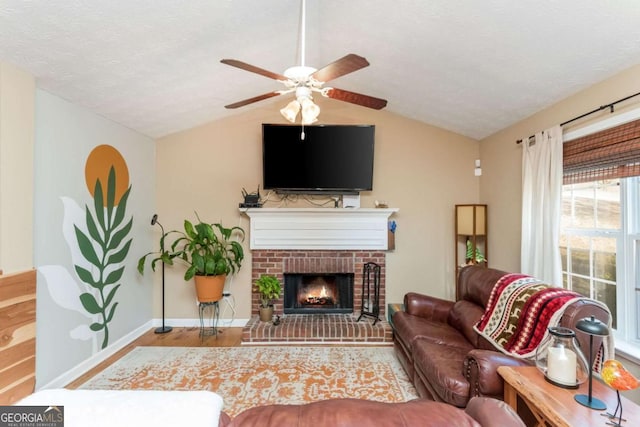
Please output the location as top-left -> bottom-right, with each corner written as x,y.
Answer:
241,208 -> 398,250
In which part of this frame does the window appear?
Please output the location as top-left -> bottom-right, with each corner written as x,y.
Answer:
560,177 -> 640,346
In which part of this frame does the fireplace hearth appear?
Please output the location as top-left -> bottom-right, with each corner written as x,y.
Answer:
284,273 -> 353,314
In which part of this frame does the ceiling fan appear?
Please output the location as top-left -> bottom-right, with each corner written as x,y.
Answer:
220,0 -> 387,125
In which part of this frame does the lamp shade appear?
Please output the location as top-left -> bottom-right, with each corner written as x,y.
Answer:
280,100 -> 300,123
300,97 -> 320,124
456,205 -> 486,235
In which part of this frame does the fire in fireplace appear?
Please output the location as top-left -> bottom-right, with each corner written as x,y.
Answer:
284,273 -> 353,314
301,281 -> 335,306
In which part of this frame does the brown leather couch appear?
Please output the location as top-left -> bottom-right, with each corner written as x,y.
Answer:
392,265 -> 610,407
219,396 -> 525,426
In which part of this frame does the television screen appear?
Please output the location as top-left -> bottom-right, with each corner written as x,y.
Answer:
262,124 -> 375,194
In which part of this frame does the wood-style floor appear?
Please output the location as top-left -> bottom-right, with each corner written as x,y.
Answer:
65,326 -> 243,389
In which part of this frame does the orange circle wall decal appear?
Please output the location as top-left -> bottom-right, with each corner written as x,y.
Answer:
85,145 -> 129,205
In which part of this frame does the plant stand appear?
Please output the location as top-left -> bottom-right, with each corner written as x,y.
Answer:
357,262 -> 381,324
199,301 -> 220,337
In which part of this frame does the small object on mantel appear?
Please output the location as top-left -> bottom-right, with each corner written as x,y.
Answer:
375,200 -> 388,208
240,186 -> 262,208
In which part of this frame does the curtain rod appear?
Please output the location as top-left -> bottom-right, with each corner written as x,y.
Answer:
515,90 -> 640,144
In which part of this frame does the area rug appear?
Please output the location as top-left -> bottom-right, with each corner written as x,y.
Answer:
79,346 -> 418,417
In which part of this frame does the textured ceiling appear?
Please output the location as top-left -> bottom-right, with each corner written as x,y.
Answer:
2,1 -> 640,140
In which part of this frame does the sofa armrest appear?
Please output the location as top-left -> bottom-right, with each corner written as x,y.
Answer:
403,292 -> 454,322
464,349 -> 531,398
465,397 -> 525,427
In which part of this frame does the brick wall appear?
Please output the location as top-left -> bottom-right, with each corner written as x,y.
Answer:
251,250 -> 386,316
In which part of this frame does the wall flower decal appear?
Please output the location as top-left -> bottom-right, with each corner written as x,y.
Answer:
73,145 -> 133,349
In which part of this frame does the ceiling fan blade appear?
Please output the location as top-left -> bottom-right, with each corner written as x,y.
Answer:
325,88 -> 387,110
312,54 -> 370,83
220,59 -> 288,81
224,91 -> 283,109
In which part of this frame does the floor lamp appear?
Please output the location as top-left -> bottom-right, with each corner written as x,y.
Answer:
152,214 -> 172,334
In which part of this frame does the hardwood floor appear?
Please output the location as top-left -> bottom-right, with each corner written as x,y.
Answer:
65,326 -> 243,389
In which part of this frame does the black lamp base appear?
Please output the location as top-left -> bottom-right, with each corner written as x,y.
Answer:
154,325 -> 173,334
575,394 -> 607,410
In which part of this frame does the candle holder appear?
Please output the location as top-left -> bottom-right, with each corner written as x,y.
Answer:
535,326 -> 589,389
574,316 -> 609,410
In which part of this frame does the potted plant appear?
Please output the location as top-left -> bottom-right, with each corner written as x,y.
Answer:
138,214 -> 244,303
254,274 -> 282,322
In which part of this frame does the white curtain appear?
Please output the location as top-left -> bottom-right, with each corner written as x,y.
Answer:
521,125 -> 563,285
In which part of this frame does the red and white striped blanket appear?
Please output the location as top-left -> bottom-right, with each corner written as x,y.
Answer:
473,273 -> 614,370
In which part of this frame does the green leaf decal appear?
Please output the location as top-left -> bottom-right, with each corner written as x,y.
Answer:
80,293 -> 102,314
106,302 -> 118,323
74,265 -> 98,288
104,284 -> 121,307
85,207 -> 104,246
104,266 -> 125,286
93,179 -> 105,230
74,226 -> 101,268
106,166 -> 116,225
108,218 -> 133,250
90,322 -> 105,331
107,239 -> 132,265
112,186 -> 131,227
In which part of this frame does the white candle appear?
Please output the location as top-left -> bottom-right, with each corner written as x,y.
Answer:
547,346 -> 577,385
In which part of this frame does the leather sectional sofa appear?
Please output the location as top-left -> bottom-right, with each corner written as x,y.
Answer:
220,396 -> 525,426
392,265 -> 610,407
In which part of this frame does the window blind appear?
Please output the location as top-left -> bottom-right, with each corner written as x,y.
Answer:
563,118 -> 640,184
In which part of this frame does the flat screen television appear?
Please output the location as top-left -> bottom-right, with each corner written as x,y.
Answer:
262,124 -> 375,194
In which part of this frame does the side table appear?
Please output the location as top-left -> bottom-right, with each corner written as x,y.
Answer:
498,365 -> 640,427
199,301 -> 220,337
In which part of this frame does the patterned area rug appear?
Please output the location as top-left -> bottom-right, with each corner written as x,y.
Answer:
79,346 -> 418,417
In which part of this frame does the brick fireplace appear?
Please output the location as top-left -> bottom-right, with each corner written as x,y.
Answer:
251,250 -> 386,318
241,207 -> 396,343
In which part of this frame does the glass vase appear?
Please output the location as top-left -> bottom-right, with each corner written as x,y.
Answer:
535,326 -> 589,389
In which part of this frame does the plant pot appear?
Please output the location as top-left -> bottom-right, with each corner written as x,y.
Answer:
259,305 -> 274,322
194,274 -> 226,303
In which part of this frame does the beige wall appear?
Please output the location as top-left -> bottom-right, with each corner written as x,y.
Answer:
480,63 -> 640,272
156,97 -> 480,319
0,62 -> 35,273
480,63 -> 640,403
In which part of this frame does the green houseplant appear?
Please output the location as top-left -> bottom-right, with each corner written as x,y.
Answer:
254,274 -> 282,322
138,214 -> 245,302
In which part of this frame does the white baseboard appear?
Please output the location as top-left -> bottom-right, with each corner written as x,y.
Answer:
38,320 -> 153,390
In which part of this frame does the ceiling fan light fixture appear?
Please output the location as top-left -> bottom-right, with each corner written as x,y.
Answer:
220,0 -> 387,115
300,97 -> 320,124
280,100 -> 301,123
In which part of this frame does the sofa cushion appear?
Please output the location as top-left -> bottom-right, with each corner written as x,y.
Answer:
447,300 -> 485,347
413,338 -> 471,407
394,311 -> 473,351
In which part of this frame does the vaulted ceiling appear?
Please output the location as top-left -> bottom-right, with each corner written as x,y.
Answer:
2,1 -> 640,140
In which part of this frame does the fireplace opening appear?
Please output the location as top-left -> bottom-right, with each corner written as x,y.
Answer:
284,273 -> 354,314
